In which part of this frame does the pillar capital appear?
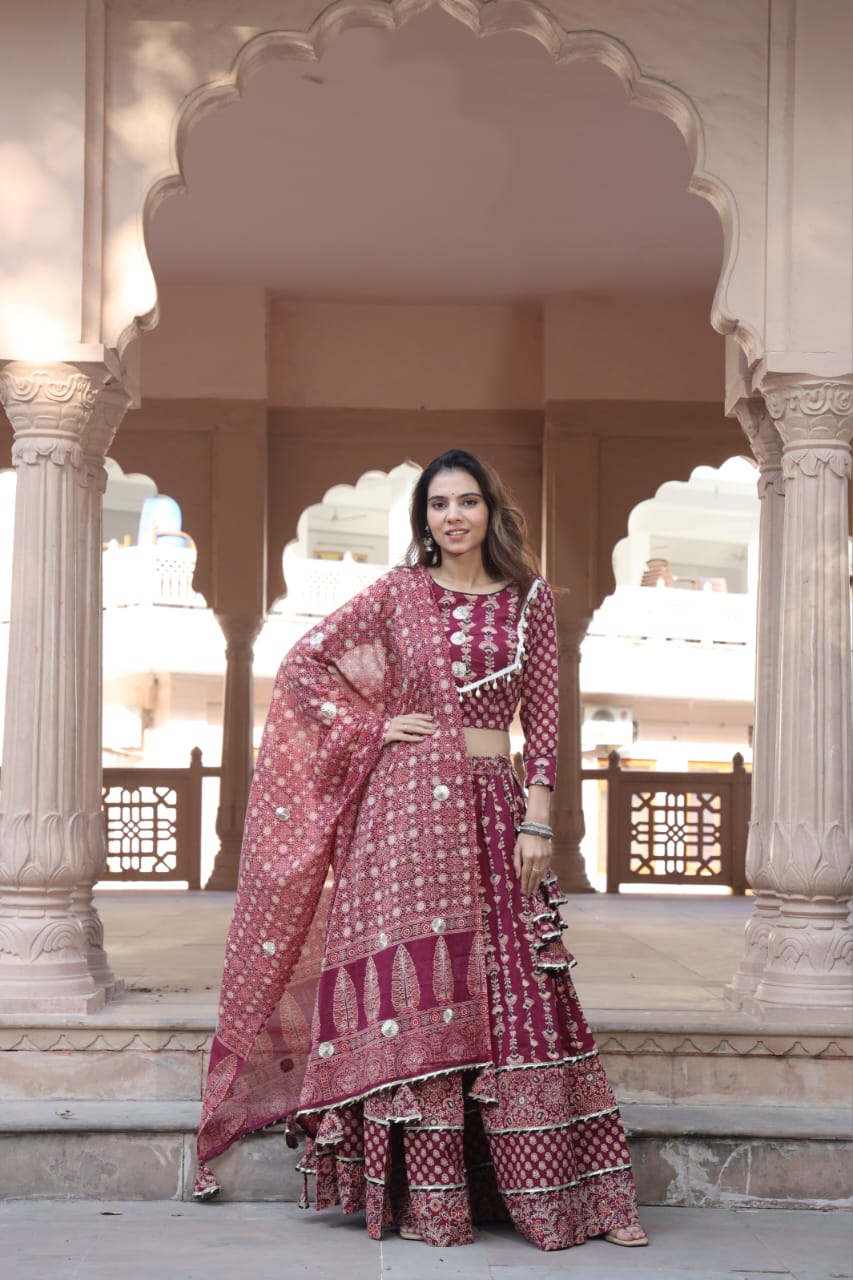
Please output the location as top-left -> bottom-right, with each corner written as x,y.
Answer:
0,360 -> 131,488
759,375 -> 853,477
731,394 -> 784,497
214,613 -> 263,658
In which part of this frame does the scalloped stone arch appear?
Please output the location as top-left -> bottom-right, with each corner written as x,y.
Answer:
609,453 -> 760,596
273,459 -> 422,611
131,0 -> 756,364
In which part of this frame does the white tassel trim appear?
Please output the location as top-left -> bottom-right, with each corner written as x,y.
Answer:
456,578 -> 542,697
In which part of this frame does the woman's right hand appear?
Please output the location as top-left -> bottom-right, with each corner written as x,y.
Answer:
382,714 -> 438,746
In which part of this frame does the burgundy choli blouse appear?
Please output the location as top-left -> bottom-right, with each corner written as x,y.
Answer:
429,575 -> 559,789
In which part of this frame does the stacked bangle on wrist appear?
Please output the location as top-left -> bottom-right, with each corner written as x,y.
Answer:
517,821 -> 553,840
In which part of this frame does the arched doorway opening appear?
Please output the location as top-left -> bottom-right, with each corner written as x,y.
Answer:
140,0 -> 740,357
581,456 -> 760,891
0,461 -> 208,763
136,5 -> 731,897
275,461 -> 421,616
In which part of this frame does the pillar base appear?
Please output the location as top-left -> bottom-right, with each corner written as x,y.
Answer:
0,887 -> 110,1013
0,988 -> 107,1015
748,898 -> 853,1016
204,868 -> 239,892
85,962 -> 124,1001
0,954 -> 107,1015
71,884 -> 123,997
724,891 -> 779,1005
205,835 -> 241,892
551,839 -> 596,893
724,982 -> 757,1010
735,993 -> 852,1027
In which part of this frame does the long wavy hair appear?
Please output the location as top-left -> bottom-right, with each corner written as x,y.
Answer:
405,449 -> 542,590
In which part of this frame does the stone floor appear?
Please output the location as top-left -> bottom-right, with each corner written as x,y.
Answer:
1,1201 -> 850,1280
2,893 -> 848,1213
92,888 -> 770,1031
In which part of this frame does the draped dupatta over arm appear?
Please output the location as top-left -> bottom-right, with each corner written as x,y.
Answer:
197,567 -> 493,1173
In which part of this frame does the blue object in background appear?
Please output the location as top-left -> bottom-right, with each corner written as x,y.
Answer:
137,495 -> 193,549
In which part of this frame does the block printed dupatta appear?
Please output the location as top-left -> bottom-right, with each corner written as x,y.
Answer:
197,566 -> 493,1170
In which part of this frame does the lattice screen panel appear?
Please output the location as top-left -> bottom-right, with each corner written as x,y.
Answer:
103,783 -> 180,879
628,789 -> 724,880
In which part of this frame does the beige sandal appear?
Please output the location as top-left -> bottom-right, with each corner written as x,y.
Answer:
604,1225 -> 649,1247
398,1227 -> 424,1241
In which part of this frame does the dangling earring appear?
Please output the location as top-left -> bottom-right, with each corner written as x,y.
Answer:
423,526 -> 435,555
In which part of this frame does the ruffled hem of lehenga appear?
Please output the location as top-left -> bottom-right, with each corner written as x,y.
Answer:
289,1058 -> 640,1250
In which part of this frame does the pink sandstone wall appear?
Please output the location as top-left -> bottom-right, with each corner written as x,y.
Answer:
543,293 -> 724,401
140,282 -> 268,400
138,285 -> 724,408
266,298 -> 543,410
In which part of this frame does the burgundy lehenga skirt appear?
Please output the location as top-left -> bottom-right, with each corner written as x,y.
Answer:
297,756 -> 640,1250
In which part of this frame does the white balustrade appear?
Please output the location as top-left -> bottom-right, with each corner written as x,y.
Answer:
587,585 -> 756,647
276,554 -> 387,618
102,545 -> 207,610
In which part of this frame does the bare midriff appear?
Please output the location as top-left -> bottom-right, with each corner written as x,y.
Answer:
463,727 -> 511,758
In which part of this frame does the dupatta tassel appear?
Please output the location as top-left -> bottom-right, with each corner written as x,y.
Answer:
285,1115 -> 299,1149
192,1162 -> 222,1201
295,1136 -> 317,1175
298,1176 -> 310,1210
469,1065 -> 498,1105
315,1108 -> 345,1148
390,1083 -> 422,1124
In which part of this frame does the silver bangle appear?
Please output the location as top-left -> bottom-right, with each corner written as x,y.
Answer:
518,821 -> 553,840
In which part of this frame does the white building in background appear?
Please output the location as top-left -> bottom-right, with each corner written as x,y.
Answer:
583,457 -> 762,771
1,454 -> 771,889
0,456 -> 765,765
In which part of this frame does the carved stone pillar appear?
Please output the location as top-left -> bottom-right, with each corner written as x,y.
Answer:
749,376 -> 853,1019
71,384 -> 130,995
0,362 -> 129,1011
726,397 -> 785,1003
205,613 -> 262,891
552,605 -> 595,892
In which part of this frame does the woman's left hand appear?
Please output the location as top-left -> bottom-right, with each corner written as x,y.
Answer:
513,832 -> 551,896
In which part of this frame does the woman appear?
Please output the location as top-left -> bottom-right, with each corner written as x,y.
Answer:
194,449 -> 647,1251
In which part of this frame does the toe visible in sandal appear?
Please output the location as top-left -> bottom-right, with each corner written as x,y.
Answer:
604,1225 -> 649,1247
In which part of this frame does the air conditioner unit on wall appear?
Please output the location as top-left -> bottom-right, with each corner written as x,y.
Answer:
582,705 -> 634,751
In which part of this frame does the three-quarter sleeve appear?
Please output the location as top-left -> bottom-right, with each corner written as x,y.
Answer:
519,580 -> 560,789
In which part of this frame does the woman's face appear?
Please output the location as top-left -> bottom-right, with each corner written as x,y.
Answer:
425,468 -> 490,560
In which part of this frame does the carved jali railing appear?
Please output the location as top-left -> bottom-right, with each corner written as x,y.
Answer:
99,748 -> 220,886
582,752 -> 750,894
0,749 -> 219,886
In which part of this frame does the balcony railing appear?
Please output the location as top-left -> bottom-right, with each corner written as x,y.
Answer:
587,586 -> 756,648
102,544 -> 207,610
582,752 -> 751,893
276,554 -> 387,618
98,545 -> 387,619
101,748 -> 220,885
0,750 -> 750,891
89,549 -> 764,654
0,750 -> 221,886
